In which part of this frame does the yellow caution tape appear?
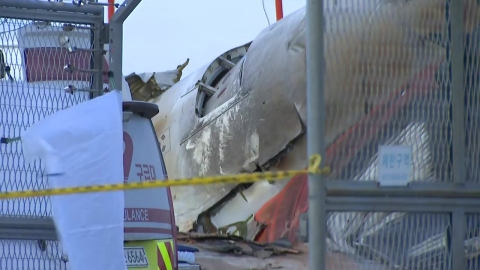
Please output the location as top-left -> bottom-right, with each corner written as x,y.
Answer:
0,154 -> 329,200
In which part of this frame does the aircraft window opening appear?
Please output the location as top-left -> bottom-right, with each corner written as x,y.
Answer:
195,64 -> 231,117
211,69 -> 229,87
195,43 -> 251,118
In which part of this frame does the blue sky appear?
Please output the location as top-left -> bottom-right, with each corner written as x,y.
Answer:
119,0 -> 306,77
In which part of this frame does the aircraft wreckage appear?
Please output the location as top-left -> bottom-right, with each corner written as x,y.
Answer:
123,0 -> 480,268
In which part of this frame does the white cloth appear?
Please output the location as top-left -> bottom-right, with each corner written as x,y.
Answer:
178,251 -> 196,264
21,91 -> 126,270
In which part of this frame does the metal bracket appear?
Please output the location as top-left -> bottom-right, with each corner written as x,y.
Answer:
299,212 -> 308,242
197,82 -> 217,96
194,82 -> 217,117
123,111 -> 133,122
100,23 -> 110,45
218,56 -> 235,69
37,240 -> 47,251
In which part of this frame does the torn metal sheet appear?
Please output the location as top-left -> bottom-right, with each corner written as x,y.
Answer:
246,219 -> 267,241
126,58 -> 189,101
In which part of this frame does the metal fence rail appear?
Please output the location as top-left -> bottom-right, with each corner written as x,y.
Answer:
306,0 -> 480,269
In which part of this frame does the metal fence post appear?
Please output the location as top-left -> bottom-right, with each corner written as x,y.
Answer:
451,209 -> 466,269
109,22 -> 123,91
93,11 -> 105,97
306,0 -> 327,269
450,0 -> 466,185
450,0 -> 467,267
109,0 -> 142,91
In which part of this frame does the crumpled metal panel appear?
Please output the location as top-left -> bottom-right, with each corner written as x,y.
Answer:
145,0 -> 455,233
126,59 -> 190,101
217,0 -> 447,148
177,59 -> 304,176
168,51 -> 304,232
193,0 -> 449,233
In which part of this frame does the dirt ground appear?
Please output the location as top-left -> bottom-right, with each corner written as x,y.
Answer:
184,242 -> 387,270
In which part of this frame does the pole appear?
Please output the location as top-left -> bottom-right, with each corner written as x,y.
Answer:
275,0 -> 283,21
111,0 -> 142,25
108,0 -> 115,22
109,22 -> 123,91
109,0 -> 142,92
306,0 -> 326,269
450,0 -> 466,185
449,0 -> 466,268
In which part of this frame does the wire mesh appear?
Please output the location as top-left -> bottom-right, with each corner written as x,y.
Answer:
465,214 -> 480,269
0,240 -> 67,270
0,18 -> 105,217
327,211 -> 452,270
323,0 -> 456,183
0,13 -> 106,270
320,1 -> 480,269
464,7 -> 480,183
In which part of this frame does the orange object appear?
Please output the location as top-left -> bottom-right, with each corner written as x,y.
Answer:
255,172 -> 308,244
275,0 -> 283,21
108,0 -> 115,22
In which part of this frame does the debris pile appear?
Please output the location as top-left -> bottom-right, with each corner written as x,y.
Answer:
177,232 -> 300,259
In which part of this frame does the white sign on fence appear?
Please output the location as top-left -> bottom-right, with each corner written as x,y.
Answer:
378,145 -> 413,186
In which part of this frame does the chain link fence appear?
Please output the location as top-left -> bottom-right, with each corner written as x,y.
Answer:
328,212 -> 452,269
324,0 -> 451,183
0,2 -> 105,269
0,19 -> 96,218
0,240 -> 66,269
319,0 -> 480,269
